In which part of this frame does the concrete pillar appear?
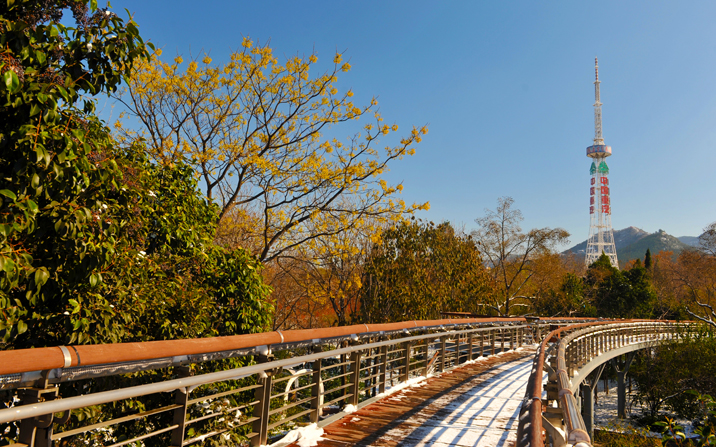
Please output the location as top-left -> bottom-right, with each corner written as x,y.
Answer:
581,383 -> 594,438
610,352 -> 635,419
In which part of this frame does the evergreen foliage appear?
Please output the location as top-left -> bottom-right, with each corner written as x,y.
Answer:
360,220 -> 490,322
0,0 -> 272,349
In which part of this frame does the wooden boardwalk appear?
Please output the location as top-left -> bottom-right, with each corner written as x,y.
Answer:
283,347 -> 536,447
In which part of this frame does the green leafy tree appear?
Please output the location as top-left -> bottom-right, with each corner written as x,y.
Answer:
534,273 -> 597,317
0,0 -> 152,345
632,328 -> 716,422
360,220 -> 491,323
645,248 -> 653,269
585,253 -> 657,318
0,0 -> 272,349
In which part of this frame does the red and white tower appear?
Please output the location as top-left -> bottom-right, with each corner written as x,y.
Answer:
585,58 -> 618,267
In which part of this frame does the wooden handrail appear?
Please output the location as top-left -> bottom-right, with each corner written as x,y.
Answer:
2,317 -> 569,376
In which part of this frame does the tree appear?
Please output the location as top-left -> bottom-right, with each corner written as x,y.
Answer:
471,197 -> 569,315
645,248 -> 653,269
360,220 -> 491,323
631,328 -> 716,420
0,0 -> 150,344
0,1 -> 272,348
700,221 -> 716,257
585,253 -> 657,319
533,272 -> 597,317
114,43 -> 429,263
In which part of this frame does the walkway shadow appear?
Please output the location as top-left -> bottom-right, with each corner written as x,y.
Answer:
351,354 -> 533,447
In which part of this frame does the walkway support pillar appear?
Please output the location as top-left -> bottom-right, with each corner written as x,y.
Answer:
580,363 -> 606,439
610,352 -> 635,419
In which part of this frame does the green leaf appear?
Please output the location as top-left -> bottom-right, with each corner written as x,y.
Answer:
90,0 -> 98,12
56,85 -> 69,102
17,320 -> 27,335
90,273 -> 99,287
26,200 -> 38,213
34,268 -> 49,287
29,104 -> 41,117
3,70 -> 19,92
1,257 -> 15,273
0,189 -> 17,201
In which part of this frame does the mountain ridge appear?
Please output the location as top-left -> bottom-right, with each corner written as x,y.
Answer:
565,227 -> 697,264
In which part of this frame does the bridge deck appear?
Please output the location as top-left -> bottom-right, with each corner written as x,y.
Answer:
284,347 -> 536,447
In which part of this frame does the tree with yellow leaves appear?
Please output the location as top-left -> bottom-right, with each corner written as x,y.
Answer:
114,39 -> 428,262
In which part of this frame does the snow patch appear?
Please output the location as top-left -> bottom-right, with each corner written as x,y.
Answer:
376,375 -> 428,399
342,404 -> 358,414
268,423 -> 325,447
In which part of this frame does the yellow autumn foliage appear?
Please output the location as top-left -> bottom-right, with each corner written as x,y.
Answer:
114,40 -> 428,267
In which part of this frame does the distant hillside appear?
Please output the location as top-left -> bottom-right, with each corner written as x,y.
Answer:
564,227 -> 696,265
618,230 -> 694,263
678,235 -> 701,247
566,226 -> 650,255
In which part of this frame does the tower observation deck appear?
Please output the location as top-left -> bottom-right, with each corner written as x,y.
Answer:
585,58 -> 618,267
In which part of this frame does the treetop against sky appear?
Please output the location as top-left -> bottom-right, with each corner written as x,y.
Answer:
103,1 -> 716,244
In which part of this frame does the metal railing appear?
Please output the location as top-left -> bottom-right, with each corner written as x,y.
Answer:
515,320 -> 695,447
1,317 -> 590,447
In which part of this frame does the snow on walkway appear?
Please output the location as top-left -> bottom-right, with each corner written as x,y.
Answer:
370,354 -> 534,446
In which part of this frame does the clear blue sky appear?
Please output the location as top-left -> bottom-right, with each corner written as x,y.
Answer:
103,0 -> 716,247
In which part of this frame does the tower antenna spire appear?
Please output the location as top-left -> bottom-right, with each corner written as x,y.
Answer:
593,57 -> 604,145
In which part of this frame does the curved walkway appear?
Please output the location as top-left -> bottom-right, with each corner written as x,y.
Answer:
285,347 -> 537,447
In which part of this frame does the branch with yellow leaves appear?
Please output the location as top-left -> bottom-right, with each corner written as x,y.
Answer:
114,39 -> 428,262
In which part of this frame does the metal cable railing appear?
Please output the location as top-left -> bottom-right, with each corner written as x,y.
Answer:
515,320 -> 695,447
2,317 -> 594,447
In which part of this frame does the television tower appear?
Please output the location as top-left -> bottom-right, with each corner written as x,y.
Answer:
585,58 -> 618,268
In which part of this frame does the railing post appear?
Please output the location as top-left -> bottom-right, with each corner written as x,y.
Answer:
479,331 -> 485,357
350,350 -> 363,406
455,333 -> 462,365
401,342 -> 411,382
310,346 -> 324,424
379,344 -> 388,394
440,336 -> 447,372
491,330 -> 496,355
170,366 -> 192,447
500,329 -> 505,353
468,332 -> 474,361
251,366 -> 274,446
17,371 -> 65,447
422,338 -> 430,377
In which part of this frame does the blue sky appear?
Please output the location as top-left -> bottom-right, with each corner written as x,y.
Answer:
102,0 -> 716,247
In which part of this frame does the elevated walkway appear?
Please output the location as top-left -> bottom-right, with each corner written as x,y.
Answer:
284,348 -> 535,447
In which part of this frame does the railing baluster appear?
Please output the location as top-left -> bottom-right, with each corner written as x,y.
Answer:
251,370 -> 273,446
402,341 -> 412,382
379,344 -> 388,394
491,330 -> 496,355
170,366 -> 192,447
350,350 -> 363,406
310,347 -> 324,424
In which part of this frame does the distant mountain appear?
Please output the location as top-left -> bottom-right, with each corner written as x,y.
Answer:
565,226 -> 650,255
564,227 -> 696,265
678,235 -> 701,247
618,230 -> 694,263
